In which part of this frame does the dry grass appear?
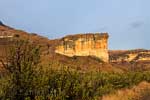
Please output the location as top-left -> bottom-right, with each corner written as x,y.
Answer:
102,81 -> 150,100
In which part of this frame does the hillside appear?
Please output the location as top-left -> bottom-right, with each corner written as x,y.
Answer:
0,22 -> 150,100
0,22 -> 150,72
0,22 -> 51,57
0,23 -> 118,72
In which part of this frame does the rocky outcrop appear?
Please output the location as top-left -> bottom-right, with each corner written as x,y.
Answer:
55,33 -> 109,62
109,49 -> 150,62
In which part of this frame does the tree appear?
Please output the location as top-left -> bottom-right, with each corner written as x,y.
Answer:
0,40 -> 41,100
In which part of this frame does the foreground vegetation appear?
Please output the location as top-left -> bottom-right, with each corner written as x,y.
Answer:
102,81 -> 150,100
0,40 -> 150,100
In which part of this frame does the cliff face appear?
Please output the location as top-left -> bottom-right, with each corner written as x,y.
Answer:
109,49 -> 150,62
55,33 -> 109,62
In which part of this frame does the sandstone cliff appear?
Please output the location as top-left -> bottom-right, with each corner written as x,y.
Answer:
109,49 -> 150,62
55,33 -> 109,62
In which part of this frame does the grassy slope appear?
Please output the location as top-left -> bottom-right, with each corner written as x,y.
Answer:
102,81 -> 150,100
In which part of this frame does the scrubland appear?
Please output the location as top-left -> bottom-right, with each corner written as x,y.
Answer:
0,40 -> 150,100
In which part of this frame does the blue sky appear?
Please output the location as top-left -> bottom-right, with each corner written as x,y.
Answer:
0,0 -> 149,49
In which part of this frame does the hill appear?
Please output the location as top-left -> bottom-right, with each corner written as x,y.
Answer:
0,22 -> 150,72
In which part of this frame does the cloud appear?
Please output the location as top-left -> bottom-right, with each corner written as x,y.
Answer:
130,21 -> 144,29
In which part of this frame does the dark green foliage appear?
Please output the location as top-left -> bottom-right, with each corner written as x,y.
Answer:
21,69 -> 150,100
0,40 -> 41,100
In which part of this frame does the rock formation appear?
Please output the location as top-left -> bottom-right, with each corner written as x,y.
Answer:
109,49 -> 150,62
55,33 -> 109,62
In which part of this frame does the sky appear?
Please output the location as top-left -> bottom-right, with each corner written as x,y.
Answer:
0,0 -> 149,50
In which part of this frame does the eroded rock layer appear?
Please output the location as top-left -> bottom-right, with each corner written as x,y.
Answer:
109,49 -> 150,62
55,33 -> 109,62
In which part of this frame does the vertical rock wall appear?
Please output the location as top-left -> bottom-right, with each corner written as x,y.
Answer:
55,33 -> 109,62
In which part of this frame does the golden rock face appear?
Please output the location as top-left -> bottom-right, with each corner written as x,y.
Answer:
110,50 -> 150,62
55,33 -> 109,62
